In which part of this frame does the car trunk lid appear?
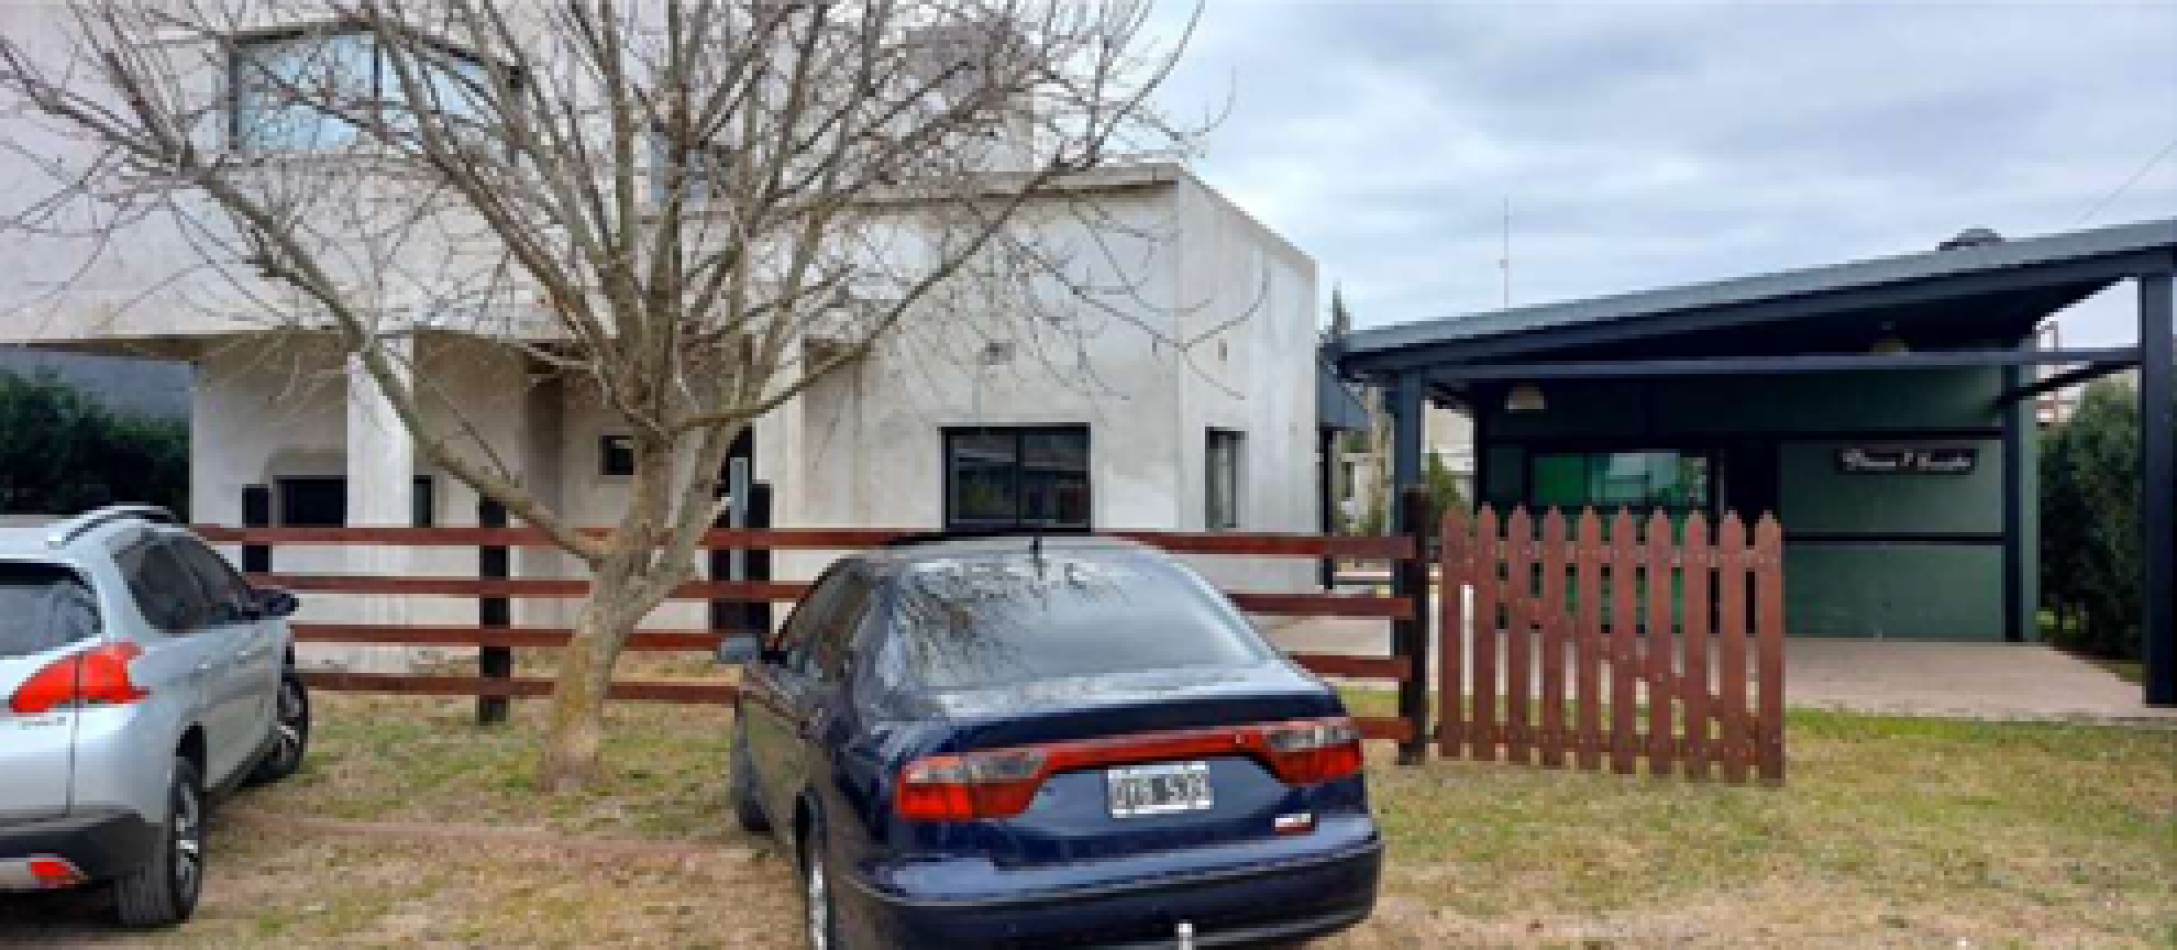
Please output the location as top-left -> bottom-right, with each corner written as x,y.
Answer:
904,663 -> 1349,866
0,563 -> 102,825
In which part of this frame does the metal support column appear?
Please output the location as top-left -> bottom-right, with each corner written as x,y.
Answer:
2001,361 -> 2025,643
2140,270 -> 2174,706
1391,373 -> 1425,530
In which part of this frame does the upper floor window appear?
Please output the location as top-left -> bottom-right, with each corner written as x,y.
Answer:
231,26 -> 494,153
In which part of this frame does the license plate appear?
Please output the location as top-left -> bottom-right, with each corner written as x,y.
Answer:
1106,761 -> 1214,818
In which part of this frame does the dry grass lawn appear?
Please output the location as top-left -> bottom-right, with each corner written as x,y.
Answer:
0,690 -> 2169,948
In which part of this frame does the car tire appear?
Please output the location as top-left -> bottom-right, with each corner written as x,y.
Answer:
730,714 -> 770,834
246,667 -> 311,786
800,813 -> 841,950
112,756 -> 204,928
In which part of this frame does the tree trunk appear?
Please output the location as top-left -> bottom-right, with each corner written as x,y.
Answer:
539,550 -> 648,791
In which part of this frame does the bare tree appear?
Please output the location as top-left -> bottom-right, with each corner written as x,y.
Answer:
0,0 -> 1202,789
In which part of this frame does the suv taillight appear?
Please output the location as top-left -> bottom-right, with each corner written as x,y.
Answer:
8,642 -> 147,715
892,717 -> 1366,823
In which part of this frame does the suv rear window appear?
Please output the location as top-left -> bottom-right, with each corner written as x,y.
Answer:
882,549 -> 1271,692
0,563 -> 100,660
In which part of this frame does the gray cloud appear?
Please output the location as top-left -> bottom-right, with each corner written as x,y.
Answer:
1150,1 -> 2177,346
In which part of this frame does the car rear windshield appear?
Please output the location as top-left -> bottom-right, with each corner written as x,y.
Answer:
0,562 -> 100,660
879,548 -> 1272,692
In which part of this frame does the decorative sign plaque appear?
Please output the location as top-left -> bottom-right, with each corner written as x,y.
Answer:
1837,445 -> 1977,474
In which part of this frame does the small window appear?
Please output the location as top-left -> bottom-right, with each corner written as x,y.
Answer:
170,536 -> 255,627
0,564 -> 99,660
412,476 -> 436,528
601,435 -> 636,479
774,564 -> 850,674
811,570 -> 872,682
116,538 -> 211,634
1206,429 -> 1244,531
943,426 -> 1091,532
278,478 -> 346,527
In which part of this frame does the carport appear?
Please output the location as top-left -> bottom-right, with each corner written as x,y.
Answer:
1331,219 -> 2176,706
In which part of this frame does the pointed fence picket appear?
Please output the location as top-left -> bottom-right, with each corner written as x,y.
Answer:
1439,505 -> 1786,785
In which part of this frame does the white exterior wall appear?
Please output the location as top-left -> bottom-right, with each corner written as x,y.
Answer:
1172,177 -> 1320,594
764,174 -> 1320,595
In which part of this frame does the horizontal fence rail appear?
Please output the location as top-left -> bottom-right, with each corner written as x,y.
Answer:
207,522 -> 1425,749
1439,506 -> 1787,785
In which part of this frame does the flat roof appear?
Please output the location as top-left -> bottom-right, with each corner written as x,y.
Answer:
1338,217 -> 2177,377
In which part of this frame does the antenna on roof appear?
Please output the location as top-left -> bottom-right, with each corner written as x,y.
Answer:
1499,196 -> 1513,310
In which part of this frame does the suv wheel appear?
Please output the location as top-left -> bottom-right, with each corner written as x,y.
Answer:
247,668 -> 311,786
112,756 -> 203,927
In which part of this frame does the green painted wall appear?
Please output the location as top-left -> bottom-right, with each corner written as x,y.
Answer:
1476,366 -> 2034,641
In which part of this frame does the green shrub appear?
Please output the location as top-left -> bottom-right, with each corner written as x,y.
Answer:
2040,377 -> 2163,661
0,369 -> 188,516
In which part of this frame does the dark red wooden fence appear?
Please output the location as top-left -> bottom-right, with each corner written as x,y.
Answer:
196,524 -> 1427,751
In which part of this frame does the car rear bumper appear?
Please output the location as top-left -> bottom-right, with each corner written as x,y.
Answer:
837,834 -> 1382,949
0,809 -> 158,886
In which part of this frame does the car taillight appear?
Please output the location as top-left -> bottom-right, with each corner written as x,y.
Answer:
26,858 -> 84,889
8,642 -> 147,715
1259,718 -> 1364,785
892,716 -> 1366,823
894,749 -> 1049,822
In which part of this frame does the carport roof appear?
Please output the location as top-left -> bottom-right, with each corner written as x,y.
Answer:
1336,217 -> 2177,377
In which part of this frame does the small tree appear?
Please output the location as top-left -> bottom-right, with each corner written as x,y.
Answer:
0,0 -> 1203,789
1423,449 -> 1465,524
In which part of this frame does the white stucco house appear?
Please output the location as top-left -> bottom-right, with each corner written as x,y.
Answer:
0,8 -> 1325,661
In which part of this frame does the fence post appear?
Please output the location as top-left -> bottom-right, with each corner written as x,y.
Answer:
1395,487 -> 1434,766
477,499 -> 511,726
241,485 -> 271,574
744,482 -> 774,634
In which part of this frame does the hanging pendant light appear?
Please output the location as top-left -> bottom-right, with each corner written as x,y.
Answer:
1870,322 -> 1910,355
1506,382 -> 1547,414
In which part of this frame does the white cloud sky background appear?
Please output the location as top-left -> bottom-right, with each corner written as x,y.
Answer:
1145,1 -> 2177,347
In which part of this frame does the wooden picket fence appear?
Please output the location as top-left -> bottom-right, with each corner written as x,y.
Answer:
1437,507 -> 1786,784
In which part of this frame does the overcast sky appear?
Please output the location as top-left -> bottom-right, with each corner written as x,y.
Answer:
1147,1 -> 2177,347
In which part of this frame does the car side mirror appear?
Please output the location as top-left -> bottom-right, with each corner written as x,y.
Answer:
715,634 -> 762,666
254,588 -> 300,619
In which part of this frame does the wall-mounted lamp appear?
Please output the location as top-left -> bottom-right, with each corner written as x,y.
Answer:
1506,382 -> 1547,414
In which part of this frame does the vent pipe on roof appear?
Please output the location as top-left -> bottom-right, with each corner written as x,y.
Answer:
1939,227 -> 2005,251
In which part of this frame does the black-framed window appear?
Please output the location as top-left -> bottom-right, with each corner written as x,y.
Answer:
600,435 -> 636,479
943,426 -> 1090,532
1206,428 -> 1244,531
277,478 -> 346,527
412,476 -> 436,528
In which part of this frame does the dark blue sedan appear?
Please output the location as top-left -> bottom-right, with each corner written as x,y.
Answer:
721,534 -> 1381,949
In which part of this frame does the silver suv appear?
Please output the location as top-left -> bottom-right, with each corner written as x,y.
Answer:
0,506 -> 310,927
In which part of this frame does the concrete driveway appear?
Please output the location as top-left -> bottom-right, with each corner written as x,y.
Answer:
1262,614 -> 2175,722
